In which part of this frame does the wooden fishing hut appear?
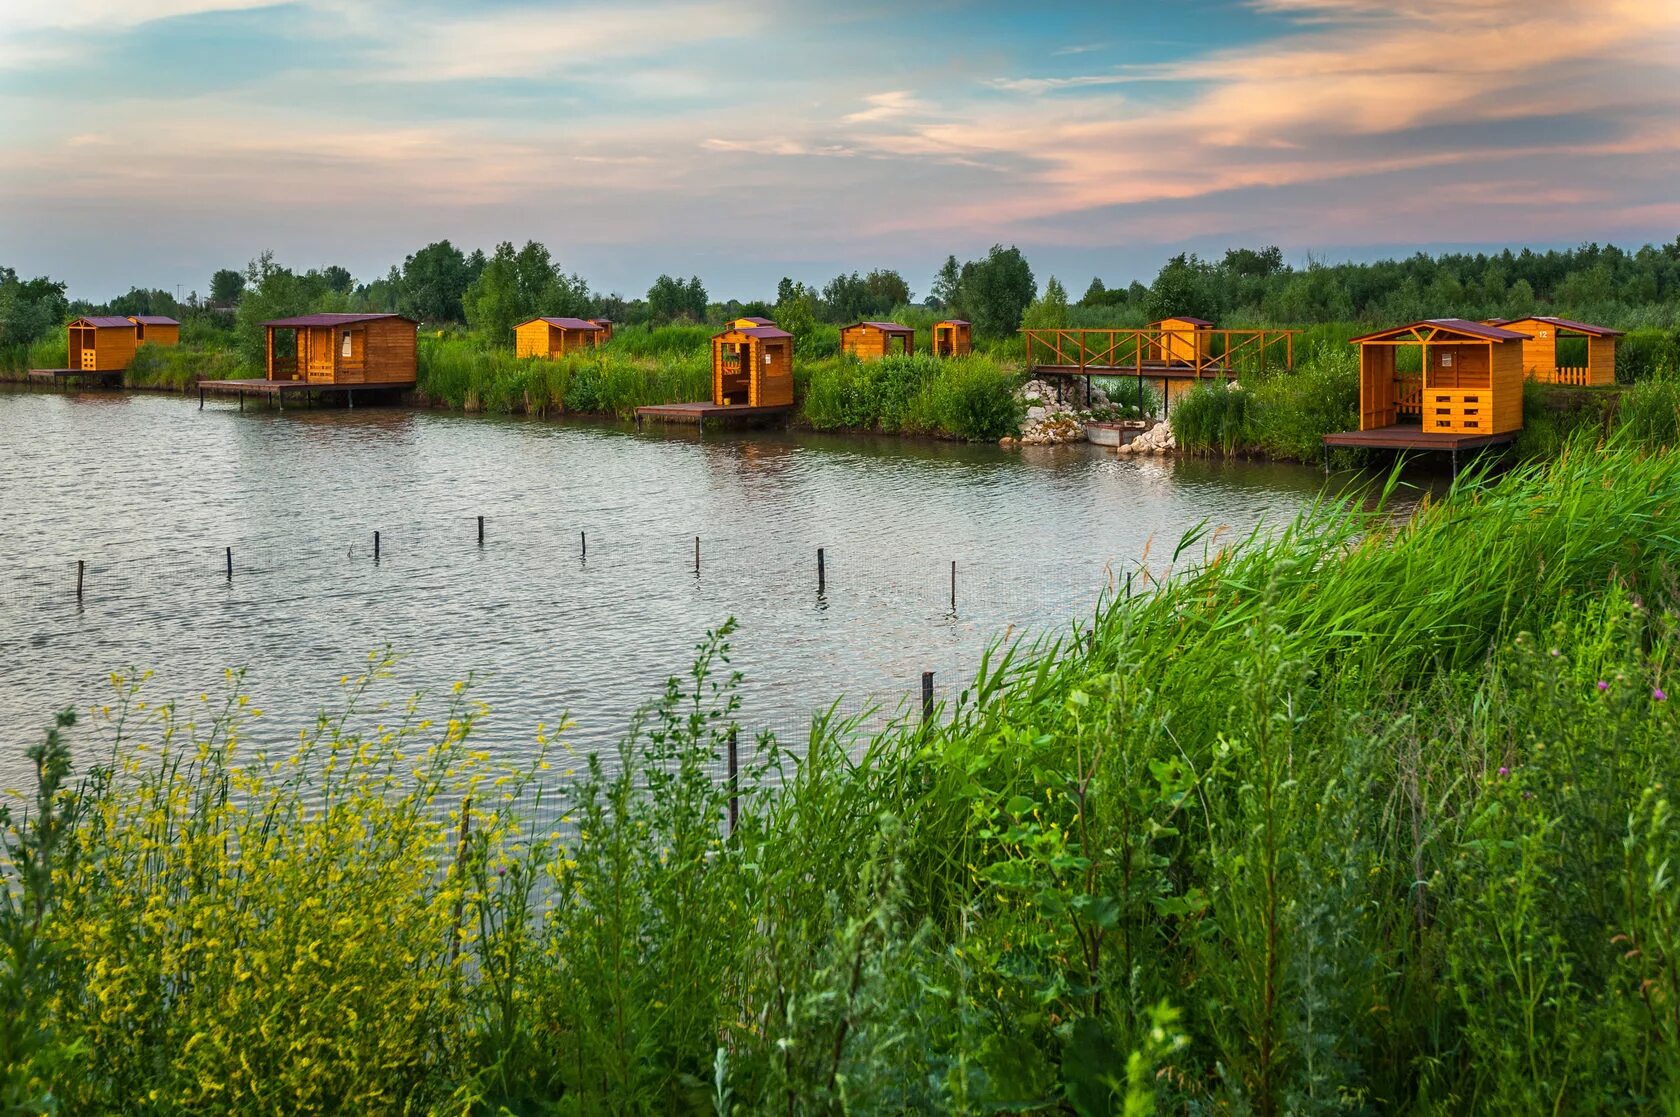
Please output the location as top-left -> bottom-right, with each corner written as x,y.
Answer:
128,315 -> 180,346
588,318 -> 615,343
68,316 -> 138,372
1487,316 -> 1621,386
1148,316 -> 1213,365
516,317 -> 605,359
1323,318 -> 1528,472
840,321 -> 913,361
634,323 -> 795,430
196,312 -> 417,409
933,319 -> 971,357
730,316 -> 776,329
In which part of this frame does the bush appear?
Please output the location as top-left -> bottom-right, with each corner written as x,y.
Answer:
1241,343 -> 1359,461
1616,362 -> 1680,448
124,341 -> 252,391
803,354 -> 1021,440
1170,381 -> 1252,454
1616,328 -> 1680,383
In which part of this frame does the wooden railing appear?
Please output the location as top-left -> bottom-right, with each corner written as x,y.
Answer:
1554,366 -> 1592,386
1021,328 -> 1298,376
1397,373 -> 1422,417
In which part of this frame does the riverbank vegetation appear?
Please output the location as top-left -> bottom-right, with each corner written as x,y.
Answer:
5,443 -> 1679,1112
5,238 -> 1679,448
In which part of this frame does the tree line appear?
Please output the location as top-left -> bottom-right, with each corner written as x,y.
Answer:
4,236 -> 1677,361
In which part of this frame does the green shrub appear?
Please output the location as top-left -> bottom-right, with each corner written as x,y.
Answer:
803,354 -> 1021,440
1171,381 -> 1252,454
1616,361 -> 1680,448
124,341 -> 252,391
1242,343 -> 1360,461
1616,328 -> 1680,383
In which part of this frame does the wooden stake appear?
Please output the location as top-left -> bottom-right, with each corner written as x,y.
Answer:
922,671 -> 935,725
477,515 -> 484,546
76,560 -> 84,602
950,560 -> 957,614
373,531 -> 380,562
817,547 -> 825,595
226,546 -> 233,581
727,726 -> 739,835
695,536 -> 700,575
448,796 -> 471,965
581,530 -> 586,559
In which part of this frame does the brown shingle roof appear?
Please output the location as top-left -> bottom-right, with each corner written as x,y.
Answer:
74,316 -> 136,329
129,315 -> 180,326
261,312 -> 414,328
526,317 -> 603,331
845,320 -> 914,334
1350,318 -> 1531,344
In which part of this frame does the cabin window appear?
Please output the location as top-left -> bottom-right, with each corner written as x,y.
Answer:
342,330 -> 353,358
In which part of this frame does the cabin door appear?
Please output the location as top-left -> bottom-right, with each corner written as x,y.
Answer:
306,327 -> 335,382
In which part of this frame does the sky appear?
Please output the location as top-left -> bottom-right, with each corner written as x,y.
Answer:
1,0 -> 1677,302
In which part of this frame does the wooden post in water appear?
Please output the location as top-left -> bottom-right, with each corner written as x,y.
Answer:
922,671 -> 935,726
581,531 -> 586,560
76,560 -> 84,602
373,531 -> 381,563
226,546 -> 233,581
727,726 -> 739,835
817,547 -> 825,595
694,536 -> 700,576
477,515 -> 484,547
950,560 -> 957,614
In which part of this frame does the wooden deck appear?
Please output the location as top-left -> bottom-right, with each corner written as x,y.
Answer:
1030,362 -> 1239,380
28,367 -> 122,385
1322,424 -> 1516,476
1023,327 -> 1298,376
197,379 -> 412,410
635,401 -> 792,430
1321,426 -> 1517,452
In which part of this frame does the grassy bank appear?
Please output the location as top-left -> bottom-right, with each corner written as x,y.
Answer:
7,444 -> 1680,1112
417,329 -> 1025,441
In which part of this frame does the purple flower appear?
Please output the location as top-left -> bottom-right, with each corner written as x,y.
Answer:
1498,766 -> 1509,778
497,867 -> 507,877
1597,680 -> 1610,692
1656,688 -> 1668,702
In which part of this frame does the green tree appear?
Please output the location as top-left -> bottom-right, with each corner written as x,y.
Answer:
1144,254 -> 1218,322
320,266 -> 354,295
1023,275 -> 1070,329
1080,277 -> 1107,306
209,269 -> 245,308
399,240 -> 473,323
647,275 -> 707,323
0,268 -> 69,350
955,245 -> 1035,336
464,241 -> 591,344
929,255 -> 961,310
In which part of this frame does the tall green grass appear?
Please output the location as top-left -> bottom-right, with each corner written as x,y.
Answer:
415,335 -> 709,418
801,353 -> 1022,441
8,445 -> 1680,1112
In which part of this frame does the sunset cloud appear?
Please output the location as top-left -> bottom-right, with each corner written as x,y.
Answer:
0,0 -> 1675,299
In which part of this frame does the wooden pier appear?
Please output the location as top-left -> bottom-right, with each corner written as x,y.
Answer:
1322,424 -> 1516,476
635,401 -> 791,432
28,367 -> 123,386
196,379 -> 411,410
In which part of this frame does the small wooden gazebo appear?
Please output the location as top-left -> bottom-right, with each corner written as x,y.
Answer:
515,317 -> 605,359
1350,318 -> 1528,435
263,312 -> 417,385
933,320 -> 971,357
840,321 -> 914,361
1487,316 -> 1622,386
711,323 -> 794,407
67,316 -> 138,372
128,315 -> 180,346
1149,317 -> 1213,365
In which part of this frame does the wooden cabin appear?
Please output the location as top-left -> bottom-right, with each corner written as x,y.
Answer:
840,321 -> 914,361
711,324 -> 794,407
1486,316 -> 1622,386
1149,317 -> 1213,365
933,319 -> 971,357
730,316 -> 776,329
128,315 -> 180,347
262,312 -> 417,385
67,316 -> 138,372
1350,319 -> 1528,435
515,317 -> 605,359
588,318 -> 614,343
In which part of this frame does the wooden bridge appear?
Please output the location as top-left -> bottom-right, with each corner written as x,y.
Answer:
1022,327 -> 1298,378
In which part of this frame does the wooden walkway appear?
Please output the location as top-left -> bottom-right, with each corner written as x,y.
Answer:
197,379 -> 413,410
1022,328 -> 1298,377
1322,424 -> 1516,476
635,401 -> 792,431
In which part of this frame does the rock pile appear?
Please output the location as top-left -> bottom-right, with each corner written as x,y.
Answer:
1003,379 -> 1113,447
1115,421 -> 1177,455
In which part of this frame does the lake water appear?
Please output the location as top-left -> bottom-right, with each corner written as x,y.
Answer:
0,387 -> 1347,786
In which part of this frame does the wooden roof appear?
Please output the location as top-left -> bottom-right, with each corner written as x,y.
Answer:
1350,318 -> 1530,344
717,325 -> 793,340
936,319 -> 971,326
1152,316 -> 1213,327
523,316 -> 602,331
262,312 -> 414,328
129,315 -> 180,326
73,316 -> 136,328
1500,315 -> 1624,338
844,320 -> 913,335
733,316 -> 775,327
